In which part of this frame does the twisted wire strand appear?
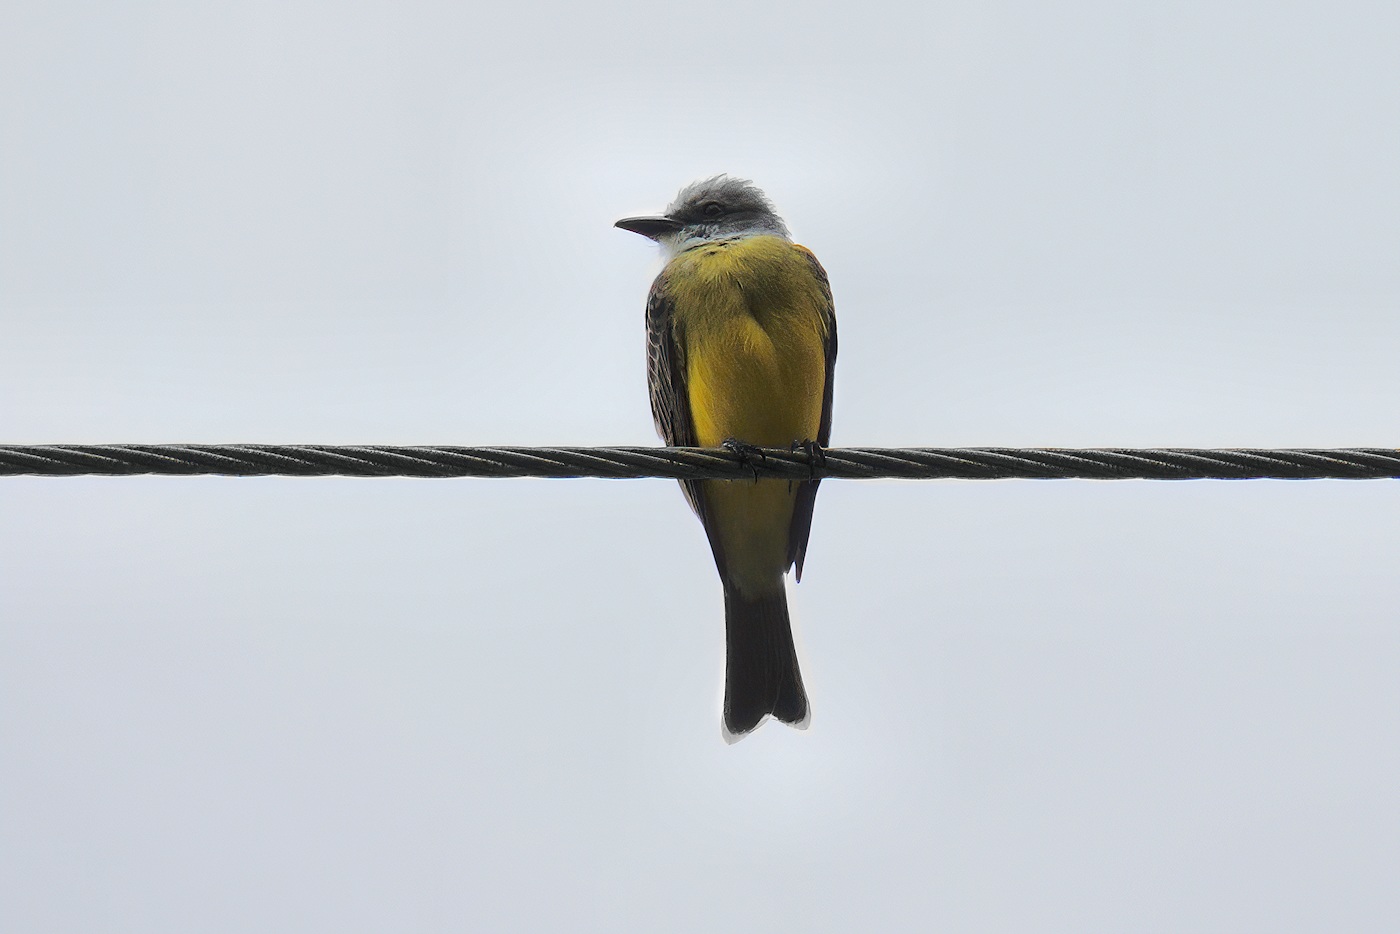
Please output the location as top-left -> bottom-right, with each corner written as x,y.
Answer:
3,444 -> 1400,480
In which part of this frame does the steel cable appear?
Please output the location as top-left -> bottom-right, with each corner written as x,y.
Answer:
3,444 -> 1400,480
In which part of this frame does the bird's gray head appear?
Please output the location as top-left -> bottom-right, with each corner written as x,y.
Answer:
615,176 -> 790,255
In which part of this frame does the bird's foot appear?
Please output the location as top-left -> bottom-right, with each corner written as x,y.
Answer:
722,438 -> 766,482
792,439 -> 826,480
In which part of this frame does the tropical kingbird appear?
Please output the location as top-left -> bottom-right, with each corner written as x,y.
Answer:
616,176 -> 837,739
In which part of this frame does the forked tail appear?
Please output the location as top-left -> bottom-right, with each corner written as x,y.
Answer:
723,584 -> 809,738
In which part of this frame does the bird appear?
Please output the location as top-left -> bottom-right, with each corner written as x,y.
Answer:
616,176 -> 837,740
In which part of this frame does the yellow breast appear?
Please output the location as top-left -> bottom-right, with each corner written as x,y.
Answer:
664,236 -> 829,449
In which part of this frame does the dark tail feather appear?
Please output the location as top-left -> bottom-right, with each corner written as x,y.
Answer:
723,584 -> 809,737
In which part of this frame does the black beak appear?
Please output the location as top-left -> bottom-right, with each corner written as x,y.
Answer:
614,215 -> 683,240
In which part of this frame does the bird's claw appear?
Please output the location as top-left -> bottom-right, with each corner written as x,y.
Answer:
722,438 -> 766,482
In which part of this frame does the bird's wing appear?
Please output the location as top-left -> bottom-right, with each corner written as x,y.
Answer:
646,272 -> 711,513
787,245 -> 837,581
646,272 -> 696,451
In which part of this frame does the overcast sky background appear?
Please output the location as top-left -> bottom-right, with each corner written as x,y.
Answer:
3,2 -> 1399,931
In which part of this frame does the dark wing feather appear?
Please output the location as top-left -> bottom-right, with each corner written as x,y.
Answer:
786,247 -> 837,581
646,272 -> 731,574
645,273 -> 695,449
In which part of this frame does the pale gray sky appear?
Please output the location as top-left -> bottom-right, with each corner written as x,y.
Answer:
3,2 -> 1399,932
